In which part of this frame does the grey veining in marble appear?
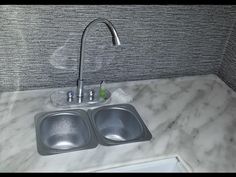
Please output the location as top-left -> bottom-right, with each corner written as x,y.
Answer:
1,5 -> 236,92
218,18 -> 236,91
1,74 -> 236,172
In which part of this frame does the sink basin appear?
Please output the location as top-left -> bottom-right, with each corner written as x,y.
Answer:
88,104 -> 152,146
34,109 -> 97,155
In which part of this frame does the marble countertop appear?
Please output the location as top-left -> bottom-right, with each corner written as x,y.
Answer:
1,74 -> 236,172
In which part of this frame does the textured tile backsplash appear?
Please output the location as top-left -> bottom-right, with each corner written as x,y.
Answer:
0,5 -> 236,92
218,20 -> 236,91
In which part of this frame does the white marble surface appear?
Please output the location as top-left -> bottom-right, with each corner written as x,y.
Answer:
1,74 -> 236,172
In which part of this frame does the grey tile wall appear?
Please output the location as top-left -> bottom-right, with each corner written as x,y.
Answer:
218,20 -> 236,91
0,5 -> 236,92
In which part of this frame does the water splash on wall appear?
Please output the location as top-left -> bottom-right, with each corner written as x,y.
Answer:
49,33 -> 78,70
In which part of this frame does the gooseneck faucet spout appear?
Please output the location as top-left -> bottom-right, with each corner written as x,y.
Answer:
77,18 -> 121,100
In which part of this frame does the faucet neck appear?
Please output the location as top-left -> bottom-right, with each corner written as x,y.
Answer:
78,18 -> 121,83
77,79 -> 84,99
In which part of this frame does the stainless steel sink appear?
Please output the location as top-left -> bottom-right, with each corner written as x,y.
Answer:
34,109 -> 97,155
88,104 -> 152,146
34,104 -> 152,155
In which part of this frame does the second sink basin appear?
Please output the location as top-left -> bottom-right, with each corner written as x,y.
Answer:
35,109 -> 97,155
88,104 -> 152,146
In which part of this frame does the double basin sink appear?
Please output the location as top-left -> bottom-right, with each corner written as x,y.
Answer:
34,104 -> 152,155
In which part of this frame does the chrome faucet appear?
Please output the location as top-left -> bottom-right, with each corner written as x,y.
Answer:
77,18 -> 121,101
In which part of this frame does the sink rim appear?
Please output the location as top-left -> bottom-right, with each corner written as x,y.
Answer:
34,109 -> 98,155
88,104 -> 152,146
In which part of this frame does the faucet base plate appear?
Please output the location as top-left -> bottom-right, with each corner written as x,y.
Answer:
50,86 -> 111,108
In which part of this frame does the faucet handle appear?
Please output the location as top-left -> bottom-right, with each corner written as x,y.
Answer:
88,89 -> 95,101
67,91 -> 74,102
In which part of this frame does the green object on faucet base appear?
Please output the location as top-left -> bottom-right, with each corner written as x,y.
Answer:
99,88 -> 107,100
99,80 -> 107,100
